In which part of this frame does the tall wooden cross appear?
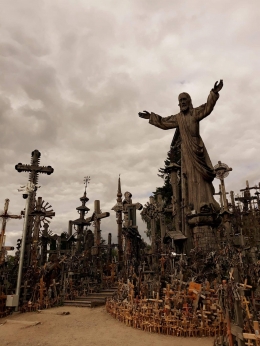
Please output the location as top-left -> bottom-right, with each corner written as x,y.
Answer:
29,197 -> 55,264
214,184 -> 229,211
15,149 -> 54,185
85,200 -> 110,248
122,191 -> 143,228
214,161 -> 232,211
111,175 -> 124,264
121,191 -> 143,265
0,199 -> 22,264
15,149 -> 54,266
40,223 -> 50,265
238,180 -> 258,211
141,196 -> 160,254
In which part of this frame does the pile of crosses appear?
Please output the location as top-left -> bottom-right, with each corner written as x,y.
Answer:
105,173 -> 260,345
0,151 -> 147,316
1,149 -> 260,346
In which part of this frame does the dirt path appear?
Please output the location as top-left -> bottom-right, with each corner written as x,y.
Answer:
0,306 -> 214,346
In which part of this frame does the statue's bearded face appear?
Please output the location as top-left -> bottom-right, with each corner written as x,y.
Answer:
178,93 -> 192,113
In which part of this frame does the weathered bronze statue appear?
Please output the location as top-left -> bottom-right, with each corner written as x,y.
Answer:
139,80 -> 223,215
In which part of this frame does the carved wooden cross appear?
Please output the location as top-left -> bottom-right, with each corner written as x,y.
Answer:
15,150 -> 54,266
122,191 -> 143,228
29,197 -> 55,264
214,184 -> 229,211
141,196 -> 160,254
15,149 -> 54,184
159,256 -> 166,273
214,161 -> 232,211
85,200 -> 110,247
238,180 -> 258,211
0,199 -> 22,263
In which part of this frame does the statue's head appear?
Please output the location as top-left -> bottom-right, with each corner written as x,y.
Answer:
178,92 -> 193,113
124,191 -> 132,200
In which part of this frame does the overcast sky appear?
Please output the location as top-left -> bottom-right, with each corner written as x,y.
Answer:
1,0 -> 260,251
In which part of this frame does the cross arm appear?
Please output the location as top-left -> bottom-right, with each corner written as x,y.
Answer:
97,212 -> 110,220
15,163 -> 54,175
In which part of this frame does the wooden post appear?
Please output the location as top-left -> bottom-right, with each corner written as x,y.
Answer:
0,199 -> 22,264
108,233 -> 112,263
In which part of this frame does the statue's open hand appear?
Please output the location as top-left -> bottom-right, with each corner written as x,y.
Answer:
213,80 -> 223,93
138,110 -> 151,119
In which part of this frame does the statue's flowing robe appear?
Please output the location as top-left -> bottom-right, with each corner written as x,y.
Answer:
149,90 -> 220,213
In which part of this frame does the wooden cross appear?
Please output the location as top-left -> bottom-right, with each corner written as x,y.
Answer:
239,279 -> 252,290
238,180 -> 258,211
50,279 -> 59,300
214,184 -> 229,211
122,191 -> 143,228
0,199 -> 22,263
15,150 -> 54,266
159,256 -> 166,273
111,175 -> 124,264
40,223 -> 50,264
142,261 -> 146,271
214,161 -> 232,211
149,292 -> 163,310
141,196 -> 160,254
38,276 -> 46,309
15,149 -> 54,184
85,200 -> 110,248
242,296 -> 252,319
29,197 -> 55,264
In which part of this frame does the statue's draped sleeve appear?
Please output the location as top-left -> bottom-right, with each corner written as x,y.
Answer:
196,90 -> 219,121
149,113 -> 178,130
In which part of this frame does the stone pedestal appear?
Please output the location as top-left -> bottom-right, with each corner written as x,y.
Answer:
192,225 -> 218,251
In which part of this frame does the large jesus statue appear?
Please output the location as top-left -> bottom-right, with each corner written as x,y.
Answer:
139,80 -> 223,216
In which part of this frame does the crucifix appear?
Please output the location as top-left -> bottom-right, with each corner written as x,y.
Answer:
15,149 -> 54,266
122,191 -> 143,228
85,200 -> 110,249
0,199 -> 22,264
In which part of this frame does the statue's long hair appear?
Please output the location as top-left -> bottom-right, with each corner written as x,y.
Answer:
178,92 -> 193,109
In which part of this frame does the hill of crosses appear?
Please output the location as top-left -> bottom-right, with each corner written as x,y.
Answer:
1,81 -> 260,346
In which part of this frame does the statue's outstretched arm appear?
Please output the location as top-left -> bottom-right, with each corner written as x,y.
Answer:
197,80 -> 223,121
149,113 -> 178,130
139,110 -> 178,129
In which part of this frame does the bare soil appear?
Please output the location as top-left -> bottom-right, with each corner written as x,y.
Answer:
0,306 -> 214,346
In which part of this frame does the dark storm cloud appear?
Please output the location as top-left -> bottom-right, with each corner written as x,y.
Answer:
1,0 -> 260,249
